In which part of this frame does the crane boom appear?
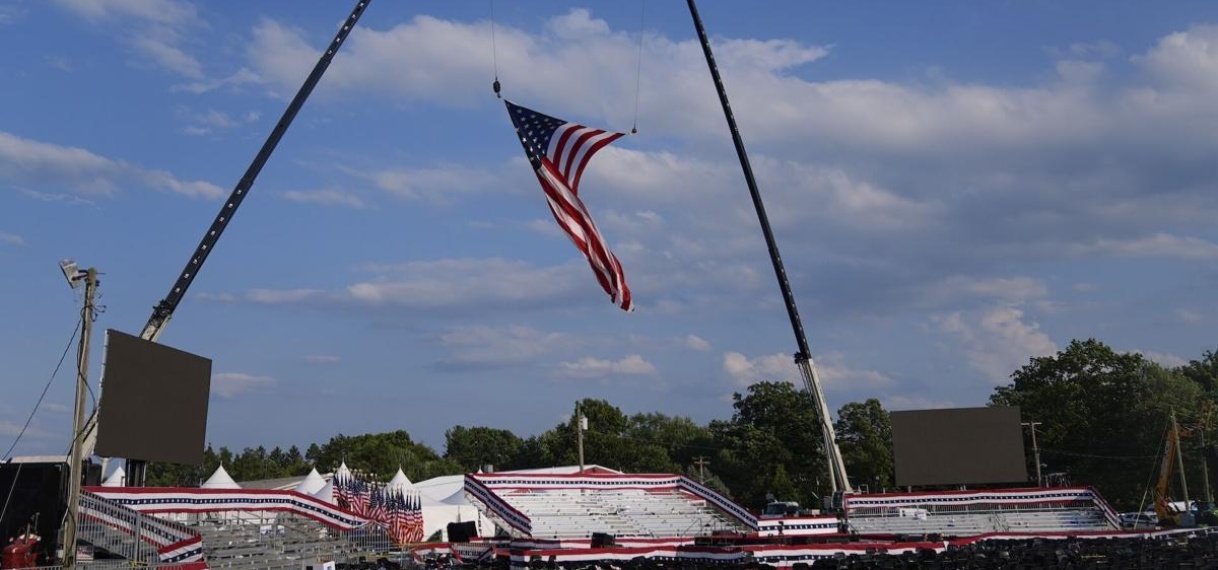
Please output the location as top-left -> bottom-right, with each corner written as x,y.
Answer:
686,0 -> 851,495
142,0 -> 373,343
79,0 -> 374,470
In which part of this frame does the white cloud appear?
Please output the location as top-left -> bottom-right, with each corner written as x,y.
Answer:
882,394 -> 958,412
437,325 -> 578,369
0,4 -> 26,25
204,257 -> 611,312
1135,350 -> 1188,369
684,335 -> 710,351
370,165 -> 504,203
211,372 -> 276,398
926,276 -> 1048,305
282,189 -> 366,209
179,108 -> 261,136
344,258 -> 589,309
0,421 -> 50,439
303,355 -> 341,364
1176,309 -> 1205,325
935,307 -> 1057,384
17,188 -> 98,207
51,0 -> 204,78
556,354 -> 657,378
723,351 -> 798,387
1133,25 -> 1218,95
1069,233 -> 1218,260
721,350 -> 890,393
0,131 -> 222,199
814,352 -> 895,392
0,231 -> 24,246
42,403 -> 68,413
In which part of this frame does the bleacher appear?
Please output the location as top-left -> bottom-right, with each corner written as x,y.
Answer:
504,488 -> 731,539
464,472 -> 749,540
81,486 -> 395,570
193,513 -> 361,570
843,487 -> 1120,537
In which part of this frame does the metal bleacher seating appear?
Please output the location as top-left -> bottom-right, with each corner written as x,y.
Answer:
847,503 -> 1118,537
503,488 -> 739,540
191,513 -> 370,570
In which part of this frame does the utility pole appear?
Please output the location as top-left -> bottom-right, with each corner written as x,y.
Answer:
1172,410 -> 1191,508
576,401 -> 585,474
693,456 -> 711,482
59,260 -> 98,570
1022,421 -> 1043,487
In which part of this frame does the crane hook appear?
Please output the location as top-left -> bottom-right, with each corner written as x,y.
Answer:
493,78 -> 501,98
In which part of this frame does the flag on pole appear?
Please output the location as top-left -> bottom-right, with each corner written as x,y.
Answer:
504,100 -> 633,311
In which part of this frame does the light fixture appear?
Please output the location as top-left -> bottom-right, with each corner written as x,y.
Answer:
60,258 -> 86,289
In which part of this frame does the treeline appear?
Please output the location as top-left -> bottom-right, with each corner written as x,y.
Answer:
145,339 -> 1218,512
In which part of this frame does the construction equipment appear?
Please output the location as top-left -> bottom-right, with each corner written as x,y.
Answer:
1153,411 -> 1196,527
73,0 -> 374,486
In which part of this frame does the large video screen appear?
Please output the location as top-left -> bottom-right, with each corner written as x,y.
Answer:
891,406 -> 1028,487
94,329 -> 211,465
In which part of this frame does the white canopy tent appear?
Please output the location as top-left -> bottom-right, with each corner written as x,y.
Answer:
294,467 -> 326,495
201,464 -> 241,489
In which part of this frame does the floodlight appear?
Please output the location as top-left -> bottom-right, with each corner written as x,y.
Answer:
60,259 -> 84,288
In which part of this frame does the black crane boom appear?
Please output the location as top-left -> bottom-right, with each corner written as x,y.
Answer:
140,0 -> 372,342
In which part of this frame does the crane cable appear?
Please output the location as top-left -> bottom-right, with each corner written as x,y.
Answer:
490,0 -> 501,98
630,0 -> 647,134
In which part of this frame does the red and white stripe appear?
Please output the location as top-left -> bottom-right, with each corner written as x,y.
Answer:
535,124 -> 632,311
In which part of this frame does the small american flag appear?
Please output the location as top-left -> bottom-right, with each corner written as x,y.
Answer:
505,100 -> 633,311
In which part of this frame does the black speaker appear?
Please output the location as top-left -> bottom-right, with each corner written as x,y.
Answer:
590,532 -> 615,548
0,460 -> 69,564
446,522 -> 470,543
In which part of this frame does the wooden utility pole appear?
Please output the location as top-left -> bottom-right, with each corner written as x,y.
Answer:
576,401 -> 585,474
62,263 -> 98,570
693,456 -> 711,482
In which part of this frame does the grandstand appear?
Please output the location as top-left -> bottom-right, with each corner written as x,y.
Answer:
842,486 -> 1121,537
463,472 -> 749,541
80,486 -> 393,570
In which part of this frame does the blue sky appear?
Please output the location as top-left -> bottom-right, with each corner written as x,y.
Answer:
2,0 -> 1217,461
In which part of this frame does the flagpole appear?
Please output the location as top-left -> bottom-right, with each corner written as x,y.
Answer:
685,0 -> 852,495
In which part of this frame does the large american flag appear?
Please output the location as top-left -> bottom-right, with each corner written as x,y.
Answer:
505,100 -> 633,311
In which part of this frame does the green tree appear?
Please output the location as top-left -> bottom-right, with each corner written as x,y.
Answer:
307,430 -> 456,482
711,381 -> 825,509
1178,350 -> 1218,395
444,426 -> 523,472
990,339 -> 1202,508
834,399 -> 894,491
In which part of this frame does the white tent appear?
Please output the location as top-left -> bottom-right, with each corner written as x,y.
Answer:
294,467 -> 326,495
386,467 -> 415,494
101,466 -> 126,487
201,464 -> 241,489
313,479 -> 335,504
335,461 -> 352,479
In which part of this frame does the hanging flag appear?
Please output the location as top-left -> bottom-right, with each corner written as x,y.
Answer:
504,100 -> 634,311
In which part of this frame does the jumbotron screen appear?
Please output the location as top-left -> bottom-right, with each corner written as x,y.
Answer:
94,329 -> 212,465
890,406 -> 1028,487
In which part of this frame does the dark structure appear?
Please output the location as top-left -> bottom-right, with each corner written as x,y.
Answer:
891,406 -> 1027,487
0,460 -> 70,564
94,330 -> 212,466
